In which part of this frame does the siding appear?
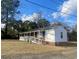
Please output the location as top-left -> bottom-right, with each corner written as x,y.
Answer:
55,26 -> 68,42
45,29 -> 55,42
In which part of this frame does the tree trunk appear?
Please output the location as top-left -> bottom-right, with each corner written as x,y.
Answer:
5,8 -> 8,38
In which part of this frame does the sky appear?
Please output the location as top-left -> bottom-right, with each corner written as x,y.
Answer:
7,0 -> 77,28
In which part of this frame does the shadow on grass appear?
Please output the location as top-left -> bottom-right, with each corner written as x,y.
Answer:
56,41 -> 77,47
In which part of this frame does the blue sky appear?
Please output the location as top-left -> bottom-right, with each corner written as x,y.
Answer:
16,0 -> 77,27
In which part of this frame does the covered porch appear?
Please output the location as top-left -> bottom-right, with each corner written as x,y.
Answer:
19,30 -> 45,44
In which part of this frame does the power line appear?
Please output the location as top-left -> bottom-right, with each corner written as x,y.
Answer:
50,0 -> 65,5
50,0 -> 72,10
26,0 -> 76,17
25,0 -> 77,17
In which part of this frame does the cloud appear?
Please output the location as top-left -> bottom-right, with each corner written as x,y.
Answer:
21,14 -> 33,22
52,0 -> 77,18
21,13 -> 42,22
51,12 -> 60,19
60,0 -> 77,17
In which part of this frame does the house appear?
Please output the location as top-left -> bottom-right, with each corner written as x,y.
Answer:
19,25 -> 68,45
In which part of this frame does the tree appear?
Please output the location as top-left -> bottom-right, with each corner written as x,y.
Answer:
68,24 -> 77,41
20,21 -> 38,32
29,22 -> 38,30
37,19 -> 50,28
68,30 -> 77,41
1,0 -> 20,39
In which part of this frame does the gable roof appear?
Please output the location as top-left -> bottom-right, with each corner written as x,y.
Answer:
19,25 -> 66,34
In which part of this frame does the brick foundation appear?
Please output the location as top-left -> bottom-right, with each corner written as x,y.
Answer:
55,42 -> 68,46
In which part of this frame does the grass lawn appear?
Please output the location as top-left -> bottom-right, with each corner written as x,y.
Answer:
1,40 -> 75,55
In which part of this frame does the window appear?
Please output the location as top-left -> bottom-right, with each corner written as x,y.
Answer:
61,32 -> 63,39
42,31 -> 45,38
20,34 -> 24,36
31,32 -> 34,36
25,34 -> 27,36
35,32 -> 38,37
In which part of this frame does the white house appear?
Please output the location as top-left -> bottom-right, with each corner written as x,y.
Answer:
19,25 -> 68,45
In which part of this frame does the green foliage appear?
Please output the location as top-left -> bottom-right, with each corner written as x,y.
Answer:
1,18 -> 50,39
1,27 -> 18,39
37,19 -> 50,28
17,19 -> 50,32
1,0 -> 19,21
68,30 -> 77,41
1,0 -> 20,39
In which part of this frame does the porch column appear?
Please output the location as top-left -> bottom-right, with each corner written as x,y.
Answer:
33,31 -> 35,39
29,32 -> 32,43
24,33 -> 26,41
25,33 -> 27,41
27,32 -> 30,42
34,32 -> 36,42
38,30 -> 42,43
